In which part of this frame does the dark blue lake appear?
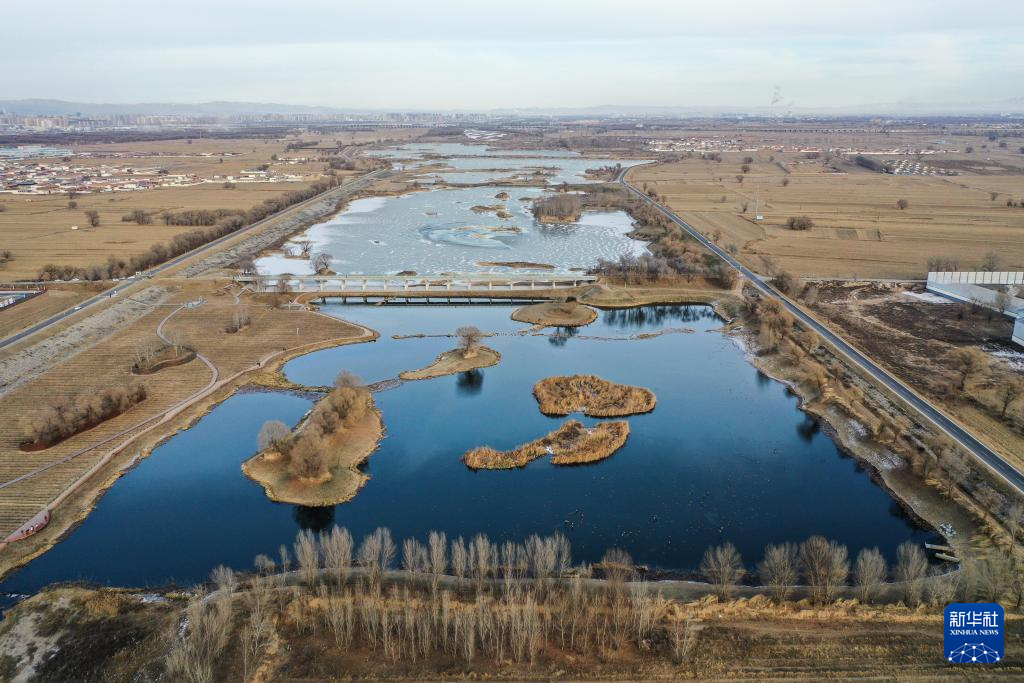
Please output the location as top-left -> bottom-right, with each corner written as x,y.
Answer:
1,304 -> 935,593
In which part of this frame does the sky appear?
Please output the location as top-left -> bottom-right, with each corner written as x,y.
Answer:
3,0 -> 1022,113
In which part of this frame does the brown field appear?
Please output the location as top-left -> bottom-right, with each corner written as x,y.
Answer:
533,374 -> 656,417
464,419 -> 629,469
0,281 -> 369,576
0,182 -> 321,280
0,134 -> 397,280
632,154 -> 1024,279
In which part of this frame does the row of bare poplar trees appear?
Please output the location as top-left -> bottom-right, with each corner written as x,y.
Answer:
167,525 -> 1024,680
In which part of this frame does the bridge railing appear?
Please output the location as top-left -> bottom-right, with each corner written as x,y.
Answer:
235,273 -> 597,292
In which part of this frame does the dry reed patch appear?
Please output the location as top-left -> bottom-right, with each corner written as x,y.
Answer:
464,419 -> 630,469
533,375 -> 656,417
399,346 -> 500,381
511,301 -> 598,327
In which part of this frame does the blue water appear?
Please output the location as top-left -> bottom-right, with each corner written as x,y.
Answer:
1,305 -> 935,593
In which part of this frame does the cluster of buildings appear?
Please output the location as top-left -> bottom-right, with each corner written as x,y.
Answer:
0,157 -> 306,195
885,158 -> 958,176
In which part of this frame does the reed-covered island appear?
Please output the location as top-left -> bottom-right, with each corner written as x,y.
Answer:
533,374 -> 656,417
464,419 -> 630,469
243,372 -> 383,506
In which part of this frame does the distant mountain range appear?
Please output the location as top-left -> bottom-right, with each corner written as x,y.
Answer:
1,98 -> 1021,118
0,99 -> 360,117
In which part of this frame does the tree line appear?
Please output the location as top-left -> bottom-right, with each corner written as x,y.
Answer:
36,176 -> 344,282
20,383 -> 147,447
166,525 -> 1020,681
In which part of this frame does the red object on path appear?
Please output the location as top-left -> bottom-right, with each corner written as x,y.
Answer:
5,509 -> 50,543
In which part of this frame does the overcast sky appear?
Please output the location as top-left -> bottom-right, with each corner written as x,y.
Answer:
4,0 -> 1022,112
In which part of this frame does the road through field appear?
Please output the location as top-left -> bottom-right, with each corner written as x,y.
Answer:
619,167 -> 1024,496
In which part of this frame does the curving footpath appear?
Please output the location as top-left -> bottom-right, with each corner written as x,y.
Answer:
0,303 -> 375,549
618,167 -> 1024,496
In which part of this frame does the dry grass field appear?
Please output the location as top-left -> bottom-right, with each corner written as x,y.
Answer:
0,134 -> 394,280
0,282 -> 368,574
0,182 -> 322,280
631,147 -> 1024,279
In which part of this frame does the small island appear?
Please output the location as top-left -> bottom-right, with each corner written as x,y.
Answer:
531,194 -> 582,223
399,326 -> 500,380
478,261 -> 555,270
533,374 -> 656,417
512,300 -> 598,327
464,419 -> 630,469
243,372 -> 383,506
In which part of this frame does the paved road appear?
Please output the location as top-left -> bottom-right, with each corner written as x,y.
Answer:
619,169 -> 1024,495
0,169 -> 387,351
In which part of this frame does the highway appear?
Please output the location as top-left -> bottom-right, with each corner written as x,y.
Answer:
0,168 -> 387,351
619,169 -> 1024,495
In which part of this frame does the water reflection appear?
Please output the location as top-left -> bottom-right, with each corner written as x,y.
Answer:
548,326 -> 580,347
602,305 -> 716,329
796,416 -> 821,442
455,369 -> 484,395
294,506 -> 335,533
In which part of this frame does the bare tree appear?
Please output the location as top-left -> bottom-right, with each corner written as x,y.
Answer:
428,531 -> 448,592
258,420 -> 291,451
455,326 -> 483,359
980,251 -> 1000,272
997,378 -> 1024,418
853,547 -> 888,604
894,542 -> 928,606
995,289 -> 1013,315
1005,503 -> 1024,550
896,198 -> 909,210
358,527 -> 396,586
85,209 -> 100,227
296,240 -> 314,258
321,525 -> 353,585
786,215 -> 814,230
975,484 -> 1005,526
949,347 -> 987,391
799,536 -> 849,604
294,529 -> 320,585
310,251 -> 333,274
700,542 -> 745,600
450,536 -> 468,581
601,547 -> 634,587
758,542 -> 798,603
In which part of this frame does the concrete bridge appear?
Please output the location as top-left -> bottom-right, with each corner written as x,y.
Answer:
235,272 -> 598,293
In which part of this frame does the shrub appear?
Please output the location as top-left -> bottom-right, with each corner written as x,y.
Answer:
786,215 -> 814,231
20,384 -> 148,447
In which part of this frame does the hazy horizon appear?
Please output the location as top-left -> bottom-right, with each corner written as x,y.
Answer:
3,0 -> 1023,114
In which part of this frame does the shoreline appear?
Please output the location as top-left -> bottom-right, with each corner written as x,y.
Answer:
0,291 -> 980,590
0,316 -> 380,584
399,346 -> 501,381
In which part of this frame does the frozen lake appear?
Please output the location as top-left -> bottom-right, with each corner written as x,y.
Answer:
255,144 -> 652,276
